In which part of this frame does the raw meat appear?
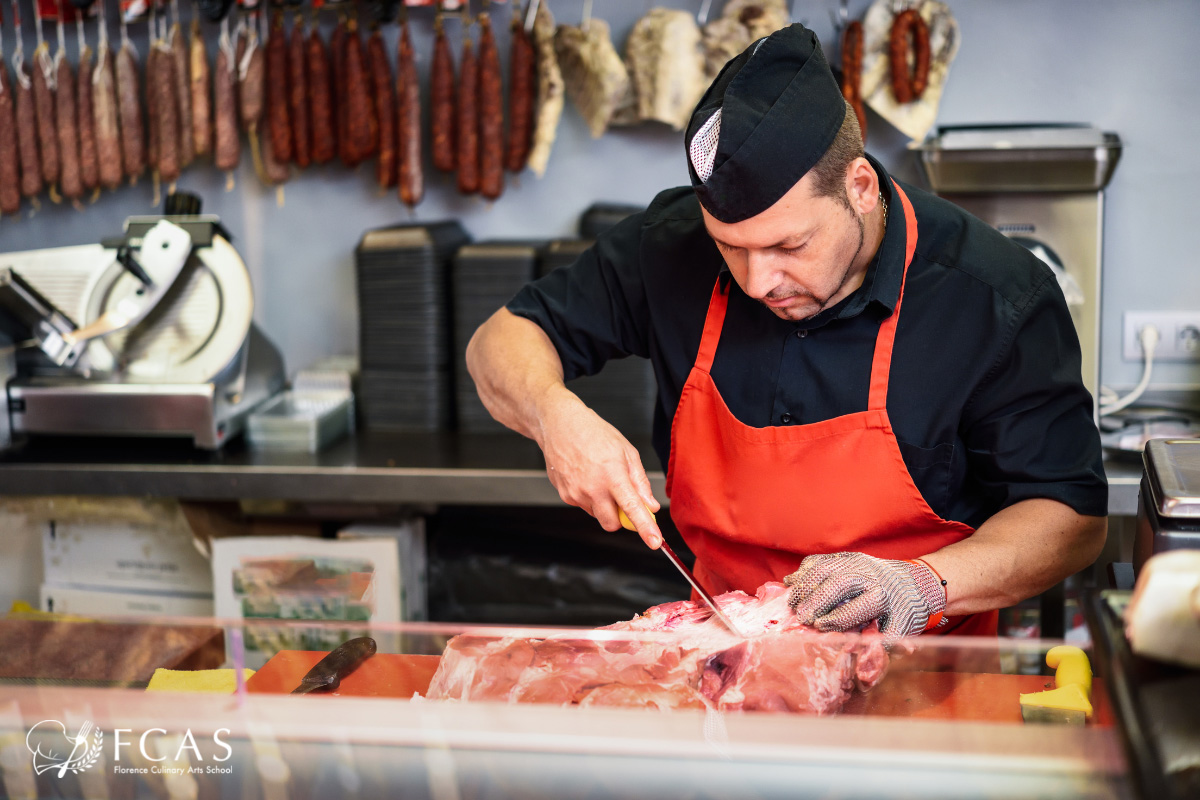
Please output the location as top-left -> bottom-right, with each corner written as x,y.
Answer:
427,581 -> 888,714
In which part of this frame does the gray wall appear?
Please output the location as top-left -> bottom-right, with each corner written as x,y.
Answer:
2,0 -> 1198,391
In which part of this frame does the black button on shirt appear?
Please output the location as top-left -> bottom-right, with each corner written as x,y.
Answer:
506,156 -> 1108,528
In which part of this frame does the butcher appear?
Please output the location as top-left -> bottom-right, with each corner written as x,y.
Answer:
466,23 -> 1107,638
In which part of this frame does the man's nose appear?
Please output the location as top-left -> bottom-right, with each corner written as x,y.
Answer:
743,249 -> 781,299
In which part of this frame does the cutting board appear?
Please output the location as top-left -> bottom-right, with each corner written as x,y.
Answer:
245,651 -> 441,697
248,650 -> 1114,726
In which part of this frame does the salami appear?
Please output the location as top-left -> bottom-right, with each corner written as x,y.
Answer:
92,39 -> 123,191
840,20 -> 866,142
14,57 -> 43,198
155,41 -> 180,185
331,17 -> 351,165
889,8 -> 930,104
396,19 -> 422,207
213,22 -> 239,173
116,39 -> 145,180
342,17 -> 377,166
288,19 -> 309,168
190,19 -> 211,158
77,33 -> 99,193
308,26 -> 335,164
429,16 -> 454,173
169,22 -> 193,168
526,0 -> 562,178
504,11 -> 534,173
367,29 -> 394,189
31,42 -> 59,191
266,11 -> 292,164
238,25 -> 263,130
455,30 -> 478,195
55,40 -> 83,201
0,57 -> 20,214
477,12 -> 503,200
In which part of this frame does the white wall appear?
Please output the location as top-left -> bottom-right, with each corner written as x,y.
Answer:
2,0 -> 1198,391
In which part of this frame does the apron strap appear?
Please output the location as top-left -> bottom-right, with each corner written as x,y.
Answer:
867,179 -> 919,411
695,279 -> 730,374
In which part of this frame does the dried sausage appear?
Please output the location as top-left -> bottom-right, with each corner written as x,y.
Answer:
190,19 -> 211,159
396,19 -> 422,207
266,11 -> 292,164
32,43 -> 59,189
55,47 -> 83,201
0,59 -> 20,214
308,27 -> 335,164
14,60 -> 43,198
238,28 -> 264,130
77,41 -> 99,193
288,20 -> 310,168
840,20 -> 866,141
342,18 -> 376,166
367,29 -> 394,189
477,12 -> 503,200
93,41 -> 123,190
889,9 -> 929,104
116,41 -> 145,180
169,23 -> 193,168
504,12 -> 534,173
429,17 -> 454,173
455,32 -> 478,195
213,28 -> 240,172
155,42 -> 180,185
331,17 -> 351,165
145,42 -> 159,178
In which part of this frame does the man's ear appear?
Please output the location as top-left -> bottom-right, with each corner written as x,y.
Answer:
845,157 -> 881,214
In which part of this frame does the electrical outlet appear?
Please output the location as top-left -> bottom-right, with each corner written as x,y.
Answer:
1123,311 -> 1200,361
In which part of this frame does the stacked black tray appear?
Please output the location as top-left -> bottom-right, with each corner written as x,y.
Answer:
452,242 -> 543,432
355,222 -> 470,431
537,238 -> 594,278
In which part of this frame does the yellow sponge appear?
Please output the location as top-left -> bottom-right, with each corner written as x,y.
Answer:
146,668 -> 256,694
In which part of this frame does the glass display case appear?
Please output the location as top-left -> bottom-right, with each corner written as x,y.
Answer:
0,614 -> 1130,800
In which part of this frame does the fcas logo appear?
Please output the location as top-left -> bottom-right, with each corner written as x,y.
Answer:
25,719 -> 103,776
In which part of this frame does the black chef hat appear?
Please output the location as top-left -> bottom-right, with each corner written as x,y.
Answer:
686,24 -> 845,224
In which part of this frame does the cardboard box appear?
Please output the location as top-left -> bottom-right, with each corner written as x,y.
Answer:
42,520 -> 213,595
339,518 -> 427,622
40,584 -> 214,618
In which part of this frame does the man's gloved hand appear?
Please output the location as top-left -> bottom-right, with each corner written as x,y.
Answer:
783,552 -> 948,639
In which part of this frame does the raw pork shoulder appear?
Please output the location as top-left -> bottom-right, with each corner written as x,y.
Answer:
427,581 -> 888,714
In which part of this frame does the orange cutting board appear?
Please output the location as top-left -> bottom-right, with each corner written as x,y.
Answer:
842,671 -> 1115,726
245,651 -> 441,697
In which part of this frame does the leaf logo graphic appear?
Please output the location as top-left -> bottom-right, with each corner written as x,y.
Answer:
25,720 -> 103,776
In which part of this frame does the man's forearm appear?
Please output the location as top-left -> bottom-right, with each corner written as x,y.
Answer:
466,308 -> 578,445
922,498 -> 1107,616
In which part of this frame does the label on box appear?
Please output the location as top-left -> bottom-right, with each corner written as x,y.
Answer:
42,521 -> 213,595
40,584 -> 214,618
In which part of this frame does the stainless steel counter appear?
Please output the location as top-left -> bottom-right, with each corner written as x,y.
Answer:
0,430 -> 1139,514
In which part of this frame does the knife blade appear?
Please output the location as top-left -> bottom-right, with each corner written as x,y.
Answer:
291,637 -> 378,695
658,541 -> 745,638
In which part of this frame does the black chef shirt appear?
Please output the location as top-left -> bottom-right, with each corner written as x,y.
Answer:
507,157 -> 1108,528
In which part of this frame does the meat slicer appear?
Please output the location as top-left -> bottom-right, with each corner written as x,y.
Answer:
0,208 -> 285,450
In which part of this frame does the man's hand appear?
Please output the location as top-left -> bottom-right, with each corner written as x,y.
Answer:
538,389 -> 663,548
784,552 -> 947,639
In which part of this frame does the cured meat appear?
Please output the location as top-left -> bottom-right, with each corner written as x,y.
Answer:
525,0 -> 562,178
889,8 -> 930,104
213,25 -> 240,173
145,41 -> 159,179
454,30 -> 478,194
288,21 -> 310,168
504,12 -> 534,173
700,0 -> 789,82
14,59 -> 43,198
266,11 -> 292,164
476,12 -> 503,200
169,22 -> 194,168
428,581 -> 889,714
342,18 -> 377,166
154,41 -> 181,185
116,40 -> 145,180
237,26 -> 263,131
307,27 -> 335,164
92,40 -> 123,191
623,8 -> 706,131
190,19 -> 211,158
429,16 -> 454,173
396,20 -> 422,207
55,42 -> 83,202
367,29 -> 394,188
554,17 -> 630,139
31,43 -> 59,190
331,17 -> 350,165
77,38 -> 99,194
0,58 -> 20,215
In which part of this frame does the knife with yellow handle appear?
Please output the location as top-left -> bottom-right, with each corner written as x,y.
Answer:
1019,644 -> 1093,725
619,508 -> 745,638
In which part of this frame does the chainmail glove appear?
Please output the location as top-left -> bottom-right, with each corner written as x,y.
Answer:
783,552 -> 948,639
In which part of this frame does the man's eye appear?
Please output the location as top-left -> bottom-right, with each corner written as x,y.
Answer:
780,243 -> 806,254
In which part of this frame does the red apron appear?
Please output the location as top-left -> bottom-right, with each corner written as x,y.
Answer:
666,181 -> 996,636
